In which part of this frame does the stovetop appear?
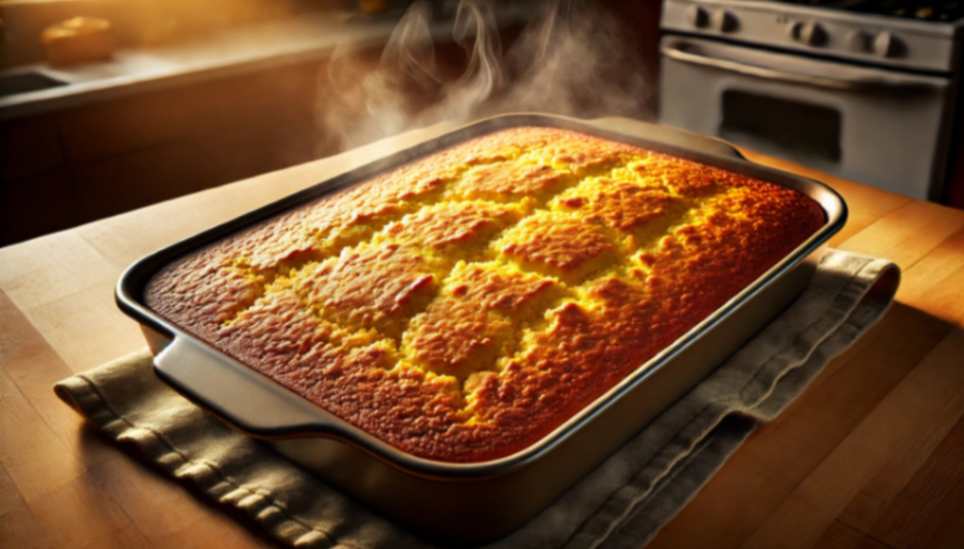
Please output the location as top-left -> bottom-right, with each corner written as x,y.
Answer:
661,0 -> 964,73
772,0 -> 964,22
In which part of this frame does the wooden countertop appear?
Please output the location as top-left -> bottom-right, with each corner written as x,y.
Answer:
1,125 -> 963,548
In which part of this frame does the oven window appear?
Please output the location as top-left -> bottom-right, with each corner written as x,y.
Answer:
720,90 -> 841,163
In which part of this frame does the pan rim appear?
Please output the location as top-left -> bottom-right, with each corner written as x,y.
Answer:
116,112 -> 847,479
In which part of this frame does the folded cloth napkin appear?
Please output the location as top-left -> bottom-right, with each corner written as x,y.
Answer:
54,249 -> 899,548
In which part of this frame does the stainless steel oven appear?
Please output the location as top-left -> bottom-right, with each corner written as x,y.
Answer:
659,0 -> 964,203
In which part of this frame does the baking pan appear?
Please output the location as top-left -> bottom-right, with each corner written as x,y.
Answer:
116,114 -> 846,544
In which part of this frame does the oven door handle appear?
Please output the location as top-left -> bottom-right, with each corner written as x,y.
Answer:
661,43 -> 944,92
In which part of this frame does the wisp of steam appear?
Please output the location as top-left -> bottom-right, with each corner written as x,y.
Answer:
319,0 -> 652,152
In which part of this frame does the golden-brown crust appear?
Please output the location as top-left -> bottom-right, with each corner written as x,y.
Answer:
449,161 -> 571,203
445,261 -> 561,318
496,212 -> 621,282
303,243 -> 444,339
553,181 -> 682,233
145,127 -> 826,462
400,261 -> 560,382
402,298 -> 512,382
373,200 -> 522,258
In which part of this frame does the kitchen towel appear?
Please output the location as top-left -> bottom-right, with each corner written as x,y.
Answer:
54,248 -> 899,548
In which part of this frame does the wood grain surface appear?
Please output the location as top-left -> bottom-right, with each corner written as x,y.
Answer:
1,126 -> 962,548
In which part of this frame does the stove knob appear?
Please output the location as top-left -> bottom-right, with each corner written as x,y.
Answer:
873,31 -> 902,57
712,10 -> 738,33
788,21 -> 802,39
847,30 -> 871,52
797,22 -> 828,46
686,5 -> 710,28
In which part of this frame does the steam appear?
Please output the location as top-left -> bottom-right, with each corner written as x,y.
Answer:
319,0 -> 651,151
444,0 -> 504,116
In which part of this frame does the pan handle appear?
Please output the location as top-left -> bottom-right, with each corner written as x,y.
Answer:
154,336 -> 334,435
590,116 -> 746,160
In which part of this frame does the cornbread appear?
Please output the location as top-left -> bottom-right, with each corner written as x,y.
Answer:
145,127 -> 825,462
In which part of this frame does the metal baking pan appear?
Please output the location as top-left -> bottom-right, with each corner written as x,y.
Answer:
116,114 -> 846,544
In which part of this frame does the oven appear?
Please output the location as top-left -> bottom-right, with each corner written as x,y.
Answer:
658,0 -> 964,203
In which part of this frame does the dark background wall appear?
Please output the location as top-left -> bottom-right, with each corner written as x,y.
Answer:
0,1 -> 663,246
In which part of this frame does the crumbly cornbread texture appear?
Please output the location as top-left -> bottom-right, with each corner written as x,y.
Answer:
145,127 -> 825,462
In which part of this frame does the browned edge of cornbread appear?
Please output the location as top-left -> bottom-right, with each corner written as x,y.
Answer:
145,127 -> 826,462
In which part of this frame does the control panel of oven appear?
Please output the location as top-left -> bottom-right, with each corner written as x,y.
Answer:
661,0 -> 958,73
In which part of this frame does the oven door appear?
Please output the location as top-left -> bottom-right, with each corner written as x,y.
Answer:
659,36 -> 953,200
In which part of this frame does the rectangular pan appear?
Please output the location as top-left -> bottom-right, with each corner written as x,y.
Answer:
116,114 -> 846,544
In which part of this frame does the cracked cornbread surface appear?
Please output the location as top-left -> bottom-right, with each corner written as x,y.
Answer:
145,127 -> 826,462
